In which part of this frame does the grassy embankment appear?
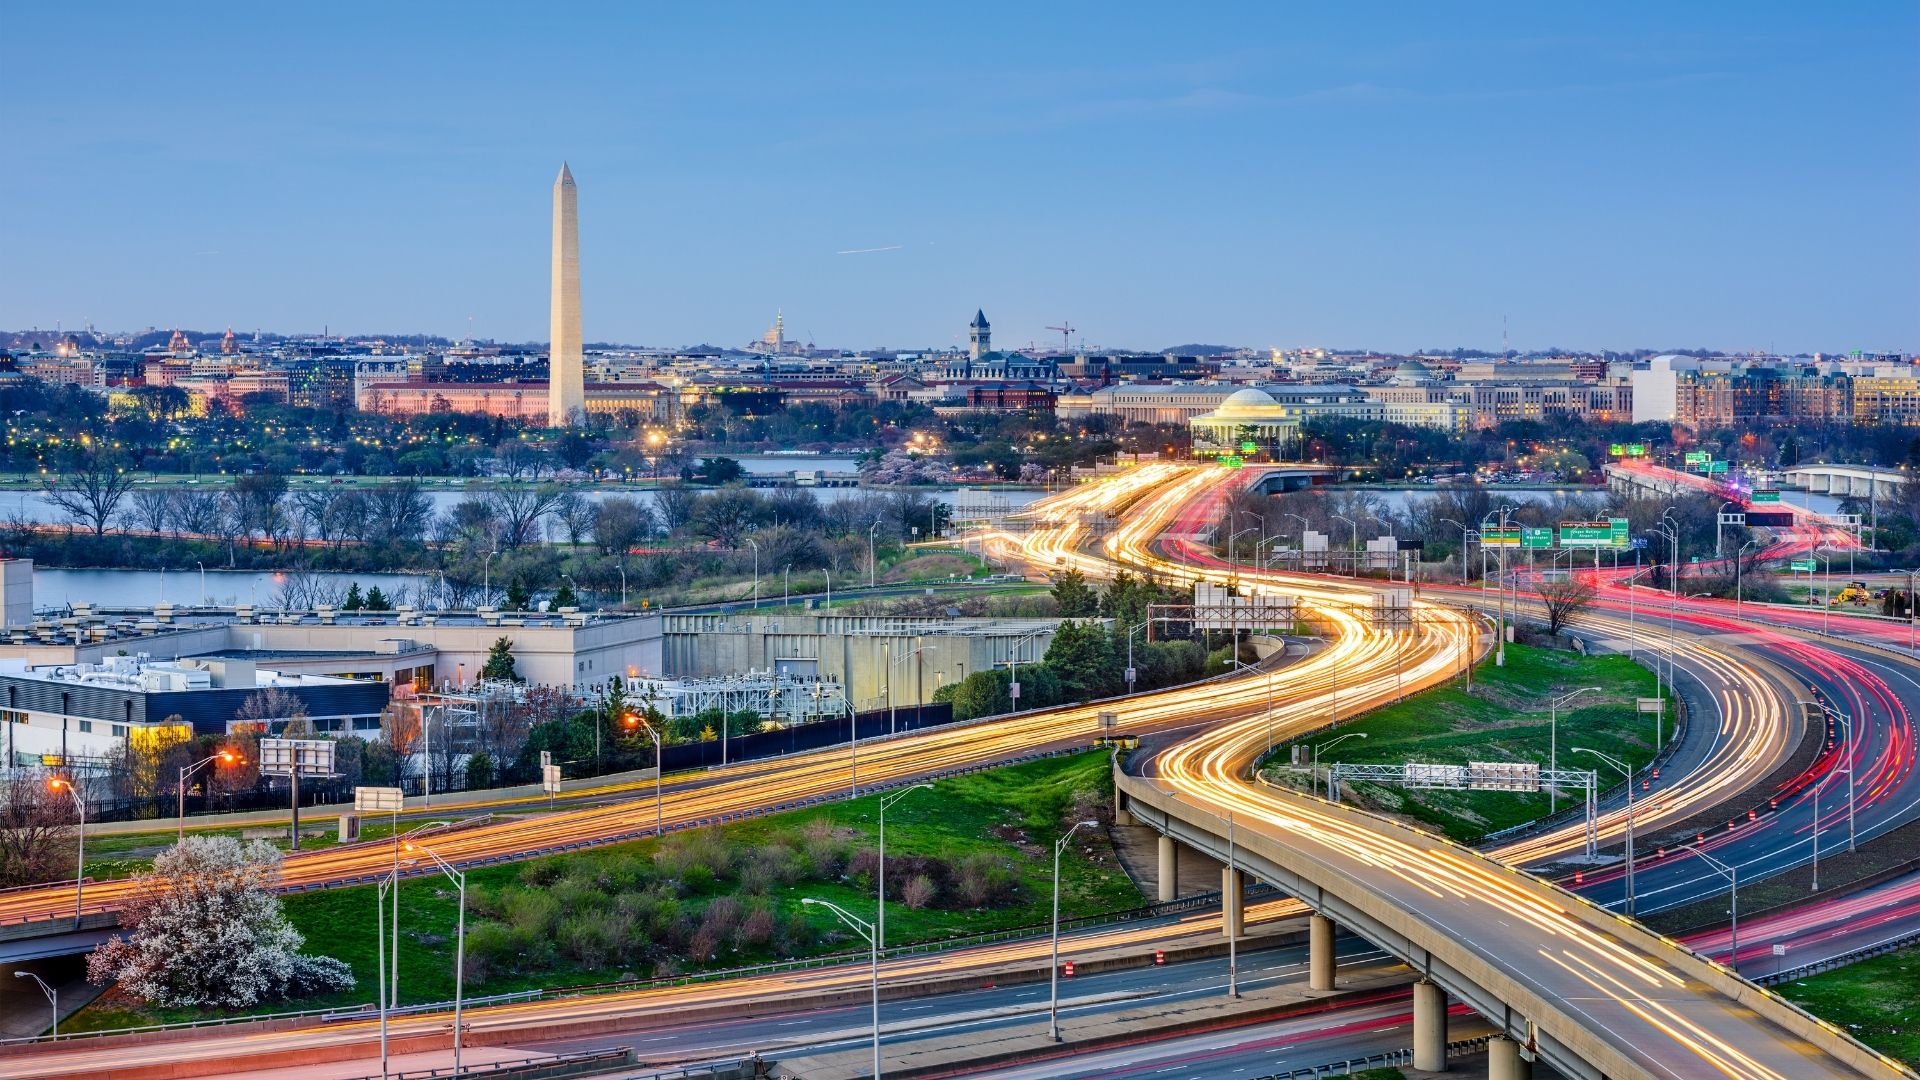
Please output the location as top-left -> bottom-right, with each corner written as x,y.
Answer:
1261,643 -> 1669,845
1777,944 -> 1920,1065
72,750 -> 1139,1032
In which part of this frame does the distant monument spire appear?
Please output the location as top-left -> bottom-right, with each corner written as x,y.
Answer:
969,309 -> 991,361
548,163 -> 585,427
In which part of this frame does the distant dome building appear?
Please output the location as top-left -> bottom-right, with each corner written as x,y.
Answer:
1188,386 -> 1301,457
1388,359 -> 1435,386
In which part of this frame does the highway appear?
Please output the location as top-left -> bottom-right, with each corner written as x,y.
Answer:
5,461 -> 1912,1077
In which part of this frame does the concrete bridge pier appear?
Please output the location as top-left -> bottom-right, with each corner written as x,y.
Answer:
1309,913 -> 1336,990
1157,834 -> 1179,902
1413,979 -> 1448,1072
1488,1035 -> 1531,1080
1221,866 -> 1244,939
1114,790 -> 1134,827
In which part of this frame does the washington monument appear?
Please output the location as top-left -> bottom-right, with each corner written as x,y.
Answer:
548,163 -> 584,426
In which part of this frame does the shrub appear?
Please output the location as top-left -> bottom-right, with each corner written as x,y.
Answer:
846,848 -> 879,891
462,921 -> 517,985
901,874 -> 937,910
702,895 -> 744,942
687,925 -> 720,964
738,904 -> 777,948
955,852 -> 1019,907
558,911 -> 618,968
499,888 -> 561,938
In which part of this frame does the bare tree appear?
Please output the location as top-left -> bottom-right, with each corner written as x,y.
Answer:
126,488 -> 174,535
550,491 -> 599,546
488,484 -> 564,549
44,451 -> 138,537
364,481 -> 433,545
236,687 -> 311,736
1538,577 -> 1597,635
0,772 -> 79,887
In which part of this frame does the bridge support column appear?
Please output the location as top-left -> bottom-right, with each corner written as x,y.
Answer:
1220,866 -> 1243,939
1156,834 -> 1178,902
1114,791 -> 1134,827
1309,913 -> 1336,990
1487,1036 -> 1529,1080
1413,980 -> 1447,1072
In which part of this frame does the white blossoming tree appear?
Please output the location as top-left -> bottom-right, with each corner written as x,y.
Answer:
86,836 -> 354,1008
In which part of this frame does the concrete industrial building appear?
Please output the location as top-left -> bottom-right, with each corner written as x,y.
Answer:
659,613 -> 1070,713
548,163 -> 585,427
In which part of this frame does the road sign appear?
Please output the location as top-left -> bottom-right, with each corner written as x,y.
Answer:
1684,450 -> 1708,465
354,786 -> 405,813
1609,443 -> 1625,457
541,764 -> 562,795
1404,763 -> 1467,788
1219,455 -> 1244,469
1631,537 -> 1648,550
1637,698 -> 1665,715
1705,460 -> 1728,474
1752,490 -> 1782,504
1239,440 -> 1258,454
259,738 -> 335,778
1560,521 -> 1629,549
1626,443 -> 1647,457
1790,559 -> 1817,572
1468,761 -> 1540,793
1521,527 -> 1553,549
1481,527 -> 1522,547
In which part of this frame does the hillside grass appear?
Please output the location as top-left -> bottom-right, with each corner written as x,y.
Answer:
71,750 -> 1136,1032
1260,643 -> 1669,844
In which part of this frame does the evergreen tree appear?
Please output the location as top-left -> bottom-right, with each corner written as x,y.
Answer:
362,586 -> 391,611
340,583 -> 364,611
1050,568 -> 1099,617
465,750 -> 493,790
503,578 -> 532,612
552,582 -> 580,609
480,636 -> 521,682
1043,619 -> 1118,701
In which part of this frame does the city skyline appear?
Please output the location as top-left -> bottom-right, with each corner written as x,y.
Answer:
2,5 -> 1915,355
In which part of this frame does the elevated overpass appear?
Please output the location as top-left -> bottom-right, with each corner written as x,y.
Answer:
1786,463 -> 1906,501
1119,766 -> 1911,1080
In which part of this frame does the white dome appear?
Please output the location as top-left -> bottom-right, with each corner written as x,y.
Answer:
1219,387 -> 1280,409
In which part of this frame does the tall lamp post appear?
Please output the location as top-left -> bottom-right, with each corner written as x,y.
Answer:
1049,819 -> 1099,1041
1125,621 -> 1148,695
481,549 -> 498,609
802,898 -> 882,1078
1440,518 -> 1472,586
13,971 -> 56,1037
47,777 -> 83,922
1734,539 -> 1759,609
745,536 -> 759,607
1811,701 -> 1857,853
401,840 -> 466,1075
868,521 -> 881,587
877,784 -> 932,949
1573,747 -> 1637,915
1333,513 -> 1358,577
1680,843 -> 1739,972
623,710 -> 665,837
177,750 -> 241,844
1547,687 -> 1602,814
1313,732 -> 1367,799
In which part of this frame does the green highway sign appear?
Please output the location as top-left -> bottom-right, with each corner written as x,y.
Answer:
1522,527 -> 1554,549
1705,460 -> 1728,474
1790,559 -> 1817,572
1684,451 -> 1708,465
1752,490 -> 1782,504
1559,518 -> 1632,549
1626,444 -> 1647,457
1240,440 -> 1258,453
1219,455 -> 1244,468
1609,443 -> 1625,457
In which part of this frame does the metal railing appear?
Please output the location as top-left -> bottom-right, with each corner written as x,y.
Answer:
1254,1034 -> 1493,1078
1758,926 -> 1920,986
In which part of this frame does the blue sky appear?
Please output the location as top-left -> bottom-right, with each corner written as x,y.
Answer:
3,3 -> 1914,353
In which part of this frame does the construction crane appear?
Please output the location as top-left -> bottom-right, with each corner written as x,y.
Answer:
1044,322 -> 1075,353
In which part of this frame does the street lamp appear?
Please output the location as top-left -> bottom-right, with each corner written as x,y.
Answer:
1333,513 -> 1358,577
1547,687 -> 1602,814
13,971 -> 55,1037
1125,621 -> 1149,695
1810,701 -> 1857,853
745,537 -> 759,607
196,560 -> 206,606
1573,747 -> 1636,915
481,549 -> 499,609
877,784 -> 933,949
802,898 -> 882,1078
1734,539 -> 1759,609
401,840 -> 466,1075
1679,843 -> 1739,973
47,777 -> 83,922
1050,820 -> 1099,1041
868,521 -> 882,587
624,710 -> 664,837
1313,732 -> 1367,799
177,750 -> 241,844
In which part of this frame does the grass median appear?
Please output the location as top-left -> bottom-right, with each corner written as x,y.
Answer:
1777,944 -> 1920,1065
71,749 -> 1141,1032
1260,642 -> 1669,845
